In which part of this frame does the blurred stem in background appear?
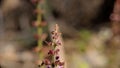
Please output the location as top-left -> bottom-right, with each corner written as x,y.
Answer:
107,0 -> 120,68
110,0 -> 120,36
32,0 -> 45,68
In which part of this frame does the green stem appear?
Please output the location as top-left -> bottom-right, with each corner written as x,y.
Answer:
36,1 -> 44,68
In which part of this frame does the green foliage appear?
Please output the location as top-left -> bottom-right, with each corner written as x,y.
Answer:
76,29 -> 92,52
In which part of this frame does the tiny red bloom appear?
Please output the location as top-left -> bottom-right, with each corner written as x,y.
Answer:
55,60 -> 60,65
56,40 -> 62,45
54,49 -> 60,55
58,62 -> 64,66
48,50 -> 54,55
31,0 -> 38,4
34,34 -> 40,40
40,21 -> 47,27
51,31 -> 55,35
55,56 -> 59,60
44,59 -> 51,65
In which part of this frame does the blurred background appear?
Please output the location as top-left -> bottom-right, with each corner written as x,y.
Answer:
0,0 -> 120,68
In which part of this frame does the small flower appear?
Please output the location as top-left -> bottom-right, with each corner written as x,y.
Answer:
33,34 -> 40,40
40,21 -> 47,27
55,60 -> 60,65
44,59 -> 51,65
58,62 -> 64,66
33,9 -> 44,14
32,21 -> 40,27
51,31 -> 55,35
55,56 -> 59,60
46,65 -> 51,68
31,0 -> 38,4
54,49 -> 60,55
56,40 -> 62,45
32,21 -> 47,27
48,50 -> 54,55
56,49 -> 60,52
110,14 -> 120,22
